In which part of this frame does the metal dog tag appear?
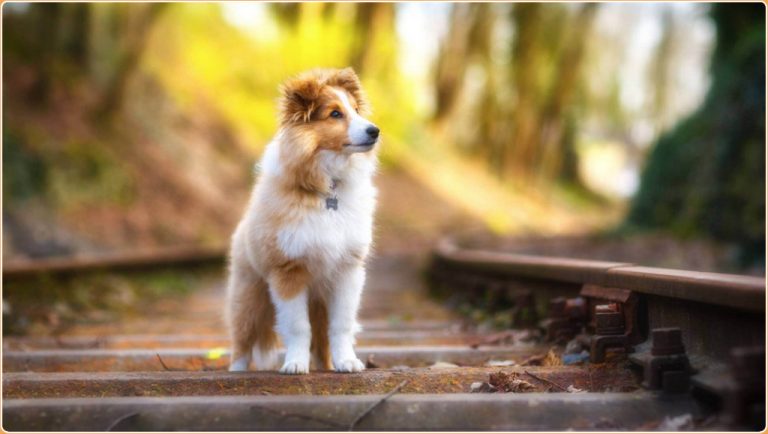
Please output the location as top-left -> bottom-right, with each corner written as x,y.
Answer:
326,197 -> 338,210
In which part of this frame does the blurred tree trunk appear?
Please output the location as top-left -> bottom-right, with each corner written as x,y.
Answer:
27,3 -> 62,105
469,4 -> 509,177
433,4 -> 478,123
270,3 -> 301,27
26,4 -> 93,105
537,3 -> 598,183
96,3 -> 167,120
62,4 -> 90,68
649,10 -> 675,134
434,3 -> 600,186
507,3 -> 544,178
350,3 -> 395,75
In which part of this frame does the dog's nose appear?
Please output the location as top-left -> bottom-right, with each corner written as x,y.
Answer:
366,126 -> 380,139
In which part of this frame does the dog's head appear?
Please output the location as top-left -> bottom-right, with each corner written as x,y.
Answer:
279,68 -> 379,154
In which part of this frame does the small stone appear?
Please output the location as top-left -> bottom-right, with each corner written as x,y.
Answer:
562,350 -> 590,365
470,381 -> 497,393
564,334 -> 590,354
429,361 -> 459,369
486,359 -> 516,367
656,414 -> 694,431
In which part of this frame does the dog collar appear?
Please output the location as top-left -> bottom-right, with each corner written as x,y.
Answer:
325,178 -> 340,211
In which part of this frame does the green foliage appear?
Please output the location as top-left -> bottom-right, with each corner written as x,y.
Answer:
47,139 -> 136,210
628,4 -> 765,265
3,129 -> 135,211
2,132 -> 48,203
3,266 -> 219,335
143,3 -> 415,158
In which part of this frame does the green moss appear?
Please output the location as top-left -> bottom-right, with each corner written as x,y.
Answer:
47,139 -> 136,210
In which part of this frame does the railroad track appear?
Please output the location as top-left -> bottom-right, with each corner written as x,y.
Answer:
2,241 -> 765,430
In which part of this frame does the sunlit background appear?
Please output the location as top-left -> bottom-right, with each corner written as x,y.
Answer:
3,2 -> 765,273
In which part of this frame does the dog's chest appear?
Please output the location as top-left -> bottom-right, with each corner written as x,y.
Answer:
276,185 -> 375,264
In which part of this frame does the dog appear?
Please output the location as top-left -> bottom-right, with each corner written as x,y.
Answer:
224,68 -> 379,374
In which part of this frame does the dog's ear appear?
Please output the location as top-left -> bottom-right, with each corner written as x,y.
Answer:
329,67 -> 370,115
279,74 -> 322,125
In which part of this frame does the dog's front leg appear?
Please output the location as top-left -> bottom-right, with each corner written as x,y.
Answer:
268,272 -> 311,375
328,265 -> 366,373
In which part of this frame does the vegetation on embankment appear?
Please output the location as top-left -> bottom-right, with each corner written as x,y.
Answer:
627,3 -> 766,268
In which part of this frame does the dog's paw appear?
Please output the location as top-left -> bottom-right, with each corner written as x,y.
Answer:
228,356 -> 251,372
279,360 -> 310,375
334,358 -> 366,373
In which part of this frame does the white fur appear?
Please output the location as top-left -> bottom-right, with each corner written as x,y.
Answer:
231,117 -> 378,374
328,265 -> 366,372
274,148 -> 376,269
332,88 -> 377,150
269,287 -> 311,374
257,132 -> 284,177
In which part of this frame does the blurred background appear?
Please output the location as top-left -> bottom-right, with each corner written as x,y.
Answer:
3,2 -> 765,275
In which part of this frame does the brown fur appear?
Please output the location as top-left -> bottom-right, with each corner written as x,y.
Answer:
279,67 -> 369,126
278,71 -> 366,196
225,67 -> 373,371
271,260 -> 311,300
224,257 -> 278,366
309,295 -> 332,370
225,250 -> 331,369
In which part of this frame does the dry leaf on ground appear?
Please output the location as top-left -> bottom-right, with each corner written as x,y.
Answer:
488,371 -> 536,393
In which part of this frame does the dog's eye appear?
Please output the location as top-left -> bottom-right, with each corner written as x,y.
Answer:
330,110 -> 343,119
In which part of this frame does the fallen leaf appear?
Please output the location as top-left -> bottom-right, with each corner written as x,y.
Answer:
365,354 -> 379,369
519,346 -> 562,366
542,348 -> 562,367
489,371 -> 536,393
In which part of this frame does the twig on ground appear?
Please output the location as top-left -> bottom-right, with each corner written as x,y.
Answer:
348,380 -> 408,431
250,404 -> 346,429
106,411 -> 140,431
524,370 -> 568,392
155,353 -> 172,371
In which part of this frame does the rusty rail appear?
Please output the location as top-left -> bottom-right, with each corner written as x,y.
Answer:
2,246 -> 227,279
428,238 -> 766,430
3,242 -> 764,430
434,239 -> 765,312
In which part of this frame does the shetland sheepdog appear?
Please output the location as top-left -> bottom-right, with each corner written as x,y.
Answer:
224,68 -> 379,374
